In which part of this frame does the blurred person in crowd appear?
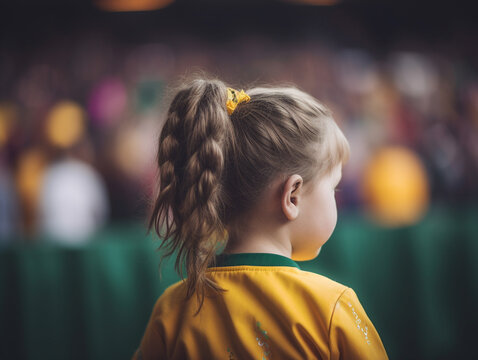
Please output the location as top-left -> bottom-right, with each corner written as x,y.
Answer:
37,101 -> 110,244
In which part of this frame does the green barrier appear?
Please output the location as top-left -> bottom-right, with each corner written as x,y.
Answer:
1,208 -> 477,360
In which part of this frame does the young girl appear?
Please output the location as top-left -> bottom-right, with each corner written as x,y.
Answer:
134,78 -> 388,359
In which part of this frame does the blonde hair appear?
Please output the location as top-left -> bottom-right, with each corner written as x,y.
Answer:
148,77 -> 350,310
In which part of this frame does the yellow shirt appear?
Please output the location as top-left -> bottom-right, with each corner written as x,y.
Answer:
134,253 -> 388,359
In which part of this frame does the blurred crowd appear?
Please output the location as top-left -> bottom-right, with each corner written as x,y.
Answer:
1,18 -> 477,243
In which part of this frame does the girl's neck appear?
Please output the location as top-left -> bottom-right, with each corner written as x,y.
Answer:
224,225 -> 293,259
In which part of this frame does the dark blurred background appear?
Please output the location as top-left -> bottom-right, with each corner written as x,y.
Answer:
1,0 -> 477,359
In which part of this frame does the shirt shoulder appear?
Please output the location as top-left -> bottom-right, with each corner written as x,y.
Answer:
289,267 -> 349,294
151,279 -> 188,317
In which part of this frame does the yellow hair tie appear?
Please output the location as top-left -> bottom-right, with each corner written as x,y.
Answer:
226,87 -> 250,115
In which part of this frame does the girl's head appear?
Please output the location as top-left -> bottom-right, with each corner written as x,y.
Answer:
149,77 -> 349,303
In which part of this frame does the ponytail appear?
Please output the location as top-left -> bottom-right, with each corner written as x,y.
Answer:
148,78 -> 231,311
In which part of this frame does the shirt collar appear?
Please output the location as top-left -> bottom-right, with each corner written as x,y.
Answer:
211,252 -> 301,269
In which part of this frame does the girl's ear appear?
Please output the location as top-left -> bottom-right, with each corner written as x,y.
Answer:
281,174 -> 303,221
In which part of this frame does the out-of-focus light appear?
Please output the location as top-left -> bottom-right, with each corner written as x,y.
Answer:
16,148 -> 47,216
38,159 -> 109,244
95,0 -> 175,12
361,146 -> 430,227
87,77 -> 127,127
390,52 -> 438,99
45,101 -> 86,149
112,120 -> 156,180
0,102 -> 17,147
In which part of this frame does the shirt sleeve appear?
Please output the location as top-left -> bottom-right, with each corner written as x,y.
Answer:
132,306 -> 167,360
329,288 -> 388,360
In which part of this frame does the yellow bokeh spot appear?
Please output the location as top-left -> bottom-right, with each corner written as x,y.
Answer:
0,103 -> 17,146
16,148 -> 47,207
46,101 -> 85,148
361,146 -> 430,227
